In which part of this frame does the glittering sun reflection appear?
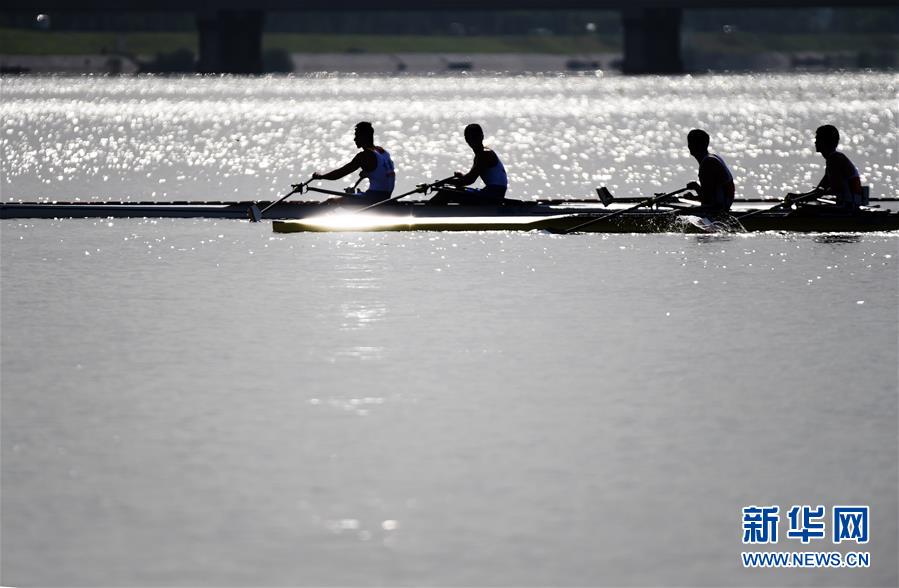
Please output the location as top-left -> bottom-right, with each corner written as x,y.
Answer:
339,302 -> 386,331
333,346 -> 384,361
4,73 -> 895,204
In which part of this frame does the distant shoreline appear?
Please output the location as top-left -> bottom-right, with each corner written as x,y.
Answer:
2,50 -> 895,75
2,27 -> 895,73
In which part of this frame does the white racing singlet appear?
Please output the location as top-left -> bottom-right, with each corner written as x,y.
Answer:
825,151 -> 862,206
364,147 -> 396,194
480,149 -> 508,188
703,153 -> 735,209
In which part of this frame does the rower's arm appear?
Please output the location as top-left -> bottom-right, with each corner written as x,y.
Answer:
453,151 -> 494,187
314,152 -> 366,181
452,164 -> 479,187
816,154 -> 862,197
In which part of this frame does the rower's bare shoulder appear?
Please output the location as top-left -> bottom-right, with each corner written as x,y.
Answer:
355,149 -> 378,170
478,149 -> 500,167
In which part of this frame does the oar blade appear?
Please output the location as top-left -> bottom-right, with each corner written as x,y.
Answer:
596,186 -> 614,206
249,204 -> 262,222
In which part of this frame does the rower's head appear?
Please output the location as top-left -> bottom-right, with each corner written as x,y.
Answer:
354,121 -> 375,148
815,125 -> 839,155
464,123 -> 485,150
687,129 -> 710,158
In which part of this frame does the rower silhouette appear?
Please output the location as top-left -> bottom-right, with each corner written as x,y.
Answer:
811,125 -> 863,209
685,129 -> 735,214
429,124 -> 508,205
312,121 -> 396,204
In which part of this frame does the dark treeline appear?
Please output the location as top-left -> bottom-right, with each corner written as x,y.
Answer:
2,8 -> 898,35
263,11 -> 623,35
684,8 -> 899,34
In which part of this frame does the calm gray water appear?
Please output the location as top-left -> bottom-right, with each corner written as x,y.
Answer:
2,73 -> 898,587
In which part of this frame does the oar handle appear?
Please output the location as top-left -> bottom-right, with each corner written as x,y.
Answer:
784,188 -> 823,204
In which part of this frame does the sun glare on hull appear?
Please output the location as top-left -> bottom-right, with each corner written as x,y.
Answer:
302,213 -> 415,231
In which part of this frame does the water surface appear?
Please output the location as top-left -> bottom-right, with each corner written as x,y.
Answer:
2,74 -> 897,586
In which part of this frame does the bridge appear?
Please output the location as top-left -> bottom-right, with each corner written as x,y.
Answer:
5,0 -> 893,74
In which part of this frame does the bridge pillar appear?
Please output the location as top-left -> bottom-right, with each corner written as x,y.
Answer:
196,10 -> 264,74
621,7 -> 683,74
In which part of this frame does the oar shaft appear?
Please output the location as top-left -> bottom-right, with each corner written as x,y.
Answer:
563,187 -> 688,234
737,189 -> 821,220
302,176 -> 366,199
259,192 -> 296,216
306,186 -> 360,198
353,176 -> 456,213
259,178 -> 313,215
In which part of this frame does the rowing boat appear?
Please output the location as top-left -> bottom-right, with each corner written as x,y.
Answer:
3,198 -> 898,233
271,205 -> 899,234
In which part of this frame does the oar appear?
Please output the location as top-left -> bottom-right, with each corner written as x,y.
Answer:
737,189 -> 821,220
561,186 -> 689,234
352,176 -> 456,214
306,186 -> 362,198
249,177 -> 314,222
299,175 -> 367,199
350,175 -> 366,192
596,186 -> 615,206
